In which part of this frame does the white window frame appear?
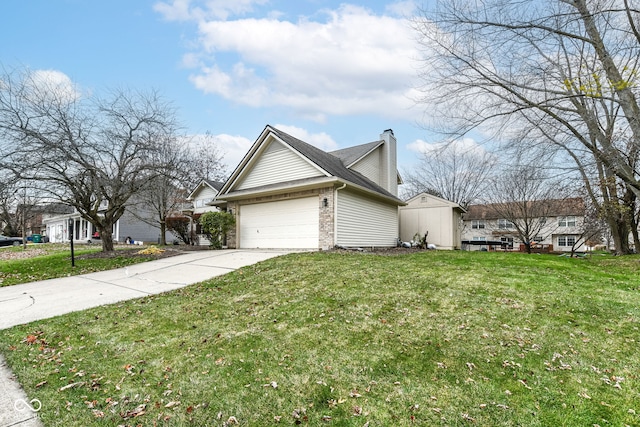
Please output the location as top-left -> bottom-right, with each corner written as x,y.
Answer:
498,219 -> 514,229
472,220 -> 485,229
558,216 -> 576,227
558,235 -> 576,247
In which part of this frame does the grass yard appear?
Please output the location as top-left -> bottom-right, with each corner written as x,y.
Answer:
0,250 -> 639,426
0,244 -> 177,287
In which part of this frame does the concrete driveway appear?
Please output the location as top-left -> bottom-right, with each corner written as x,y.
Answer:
0,249 -> 294,427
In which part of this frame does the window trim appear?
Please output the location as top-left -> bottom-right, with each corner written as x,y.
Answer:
471,220 -> 485,229
558,216 -> 576,227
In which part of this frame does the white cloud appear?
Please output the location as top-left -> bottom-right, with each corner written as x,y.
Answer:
159,2 -> 422,122
273,124 -> 338,152
201,125 -> 338,172
212,133 -> 254,169
154,0 -> 268,21
26,69 -> 82,104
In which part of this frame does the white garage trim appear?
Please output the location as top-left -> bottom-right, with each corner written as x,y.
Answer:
239,197 -> 319,249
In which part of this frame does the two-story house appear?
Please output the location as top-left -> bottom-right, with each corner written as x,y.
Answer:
461,198 -> 587,252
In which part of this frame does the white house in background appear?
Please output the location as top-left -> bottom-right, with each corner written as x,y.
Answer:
461,198 -> 587,252
399,193 -> 466,250
43,202 -> 172,244
213,125 -> 405,250
183,179 -> 224,246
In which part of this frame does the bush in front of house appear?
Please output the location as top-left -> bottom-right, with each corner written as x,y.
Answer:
199,211 -> 235,249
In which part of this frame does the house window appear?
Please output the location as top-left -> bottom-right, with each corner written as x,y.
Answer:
558,235 -> 576,247
472,220 -> 485,229
472,236 -> 486,241
421,196 -> 428,203
195,199 -> 206,208
498,219 -> 514,229
501,236 -> 514,249
558,216 -> 576,227
533,235 -> 544,243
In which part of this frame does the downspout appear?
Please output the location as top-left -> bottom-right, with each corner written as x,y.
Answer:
334,183 -> 347,247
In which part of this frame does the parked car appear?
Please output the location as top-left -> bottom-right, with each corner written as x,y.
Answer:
0,235 -> 23,246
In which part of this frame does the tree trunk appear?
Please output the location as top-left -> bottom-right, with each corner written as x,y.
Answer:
159,219 -> 167,245
607,216 -> 631,255
100,228 -> 115,252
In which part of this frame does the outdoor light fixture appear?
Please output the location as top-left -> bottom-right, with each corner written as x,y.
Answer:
323,198 -> 329,207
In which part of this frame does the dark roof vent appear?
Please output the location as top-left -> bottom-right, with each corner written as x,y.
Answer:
383,129 -> 394,135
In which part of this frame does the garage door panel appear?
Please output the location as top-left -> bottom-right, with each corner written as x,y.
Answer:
240,198 -> 319,248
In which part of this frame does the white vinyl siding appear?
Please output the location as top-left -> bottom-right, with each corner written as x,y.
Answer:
336,190 -> 398,247
239,197 -> 319,249
350,148 -> 381,186
193,186 -> 218,213
237,140 -> 323,190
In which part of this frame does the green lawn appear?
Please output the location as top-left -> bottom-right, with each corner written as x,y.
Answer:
0,244 -> 166,287
0,251 -> 639,426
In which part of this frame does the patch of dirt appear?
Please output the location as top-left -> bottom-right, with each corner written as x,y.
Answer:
0,248 -> 49,261
76,245 -> 211,260
332,246 -> 428,256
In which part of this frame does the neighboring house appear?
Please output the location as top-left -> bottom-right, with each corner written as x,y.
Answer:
399,193 -> 466,250
461,198 -> 587,252
213,125 -> 405,249
43,202 -> 172,244
182,179 -> 224,246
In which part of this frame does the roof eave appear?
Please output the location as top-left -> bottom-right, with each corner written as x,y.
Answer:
215,177 -> 406,206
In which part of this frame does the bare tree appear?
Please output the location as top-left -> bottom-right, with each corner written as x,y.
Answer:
414,0 -> 640,252
129,133 -> 227,245
486,164 -> 571,253
183,133 -> 228,190
0,171 -> 20,236
569,200 -> 607,256
0,67 -> 179,252
403,139 -> 496,207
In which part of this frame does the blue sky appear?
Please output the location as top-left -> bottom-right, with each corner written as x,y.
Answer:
1,0 -> 444,175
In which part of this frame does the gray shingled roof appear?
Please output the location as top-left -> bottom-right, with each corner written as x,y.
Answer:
268,126 -> 401,202
464,198 -> 585,220
204,179 -> 225,191
329,140 -> 382,167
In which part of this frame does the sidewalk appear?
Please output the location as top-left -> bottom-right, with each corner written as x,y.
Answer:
0,249 -> 293,427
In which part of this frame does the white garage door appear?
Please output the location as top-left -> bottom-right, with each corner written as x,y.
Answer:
240,197 -> 319,248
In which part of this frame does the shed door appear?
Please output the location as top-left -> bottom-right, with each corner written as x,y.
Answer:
240,197 -> 319,248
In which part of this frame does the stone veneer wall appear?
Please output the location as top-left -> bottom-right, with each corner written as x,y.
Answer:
224,187 -> 336,250
318,187 -> 335,250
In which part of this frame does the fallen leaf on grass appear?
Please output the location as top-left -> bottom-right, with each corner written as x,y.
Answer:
165,401 -> 181,408
121,403 -> 146,419
578,391 -> 591,399
59,381 -> 85,391
519,379 -> 532,390
461,413 -> 476,422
